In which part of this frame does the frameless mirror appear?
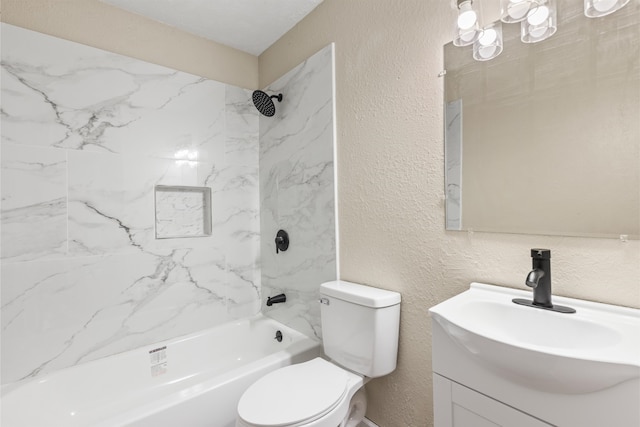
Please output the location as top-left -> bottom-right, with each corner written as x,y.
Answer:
444,0 -> 639,239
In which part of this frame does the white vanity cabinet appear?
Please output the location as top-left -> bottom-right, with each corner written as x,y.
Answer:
429,283 -> 640,427
433,374 -> 551,427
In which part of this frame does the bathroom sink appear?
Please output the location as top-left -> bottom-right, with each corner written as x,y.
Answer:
429,283 -> 640,394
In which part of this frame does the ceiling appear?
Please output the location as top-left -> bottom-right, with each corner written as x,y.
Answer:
100,0 -> 325,56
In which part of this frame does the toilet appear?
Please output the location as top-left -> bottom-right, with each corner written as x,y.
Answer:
236,280 -> 401,427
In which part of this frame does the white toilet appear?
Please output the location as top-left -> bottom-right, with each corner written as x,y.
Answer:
236,280 -> 401,427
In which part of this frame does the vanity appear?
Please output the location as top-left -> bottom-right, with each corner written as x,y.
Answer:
429,283 -> 640,427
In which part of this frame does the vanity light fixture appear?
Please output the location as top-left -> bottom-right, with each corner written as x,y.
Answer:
473,21 -> 504,61
453,0 -> 482,46
500,0 -> 542,22
584,0 -> 630,17
521,0 -> 557,43
451,0 -> 630,60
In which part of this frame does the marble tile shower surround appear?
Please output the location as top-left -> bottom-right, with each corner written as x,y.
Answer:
260,44 -> 337,339
155,186 -> 212,238
0,23 -> 260,383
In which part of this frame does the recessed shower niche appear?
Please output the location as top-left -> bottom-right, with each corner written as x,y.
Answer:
154,185 -> 212,239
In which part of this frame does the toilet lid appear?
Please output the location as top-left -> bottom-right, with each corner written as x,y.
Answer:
237,358 -> 348,427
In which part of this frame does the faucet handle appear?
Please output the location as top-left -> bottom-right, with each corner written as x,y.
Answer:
531,248 -> 551,259
275,230 -> 289,254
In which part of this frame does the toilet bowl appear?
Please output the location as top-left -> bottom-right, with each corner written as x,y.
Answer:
236,281 -> 401,427
236,358 -> 367,427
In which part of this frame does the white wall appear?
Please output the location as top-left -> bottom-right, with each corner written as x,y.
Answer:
0,0 -> 258,89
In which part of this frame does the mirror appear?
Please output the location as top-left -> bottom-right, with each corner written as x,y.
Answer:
444,0 -> 639,239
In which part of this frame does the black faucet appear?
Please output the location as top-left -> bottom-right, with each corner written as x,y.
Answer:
513,249 -> 575,313
526,248 -> 553,307
266,293 -> 286,306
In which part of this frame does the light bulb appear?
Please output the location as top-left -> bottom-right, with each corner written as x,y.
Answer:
585,0 -> 630,17
479,28 -> 498,45
460,30 -> 478,43
529,27 -> 548,37
458,7 -> 478,30
453,0 -> 481,46
501,0 -> 541,23
521,0 -> 556,43
473,21 -> 503,61
479,45 -> 498,59
527,5 -> 549,25
508,0 -> 533,20
593,0 -> 617,11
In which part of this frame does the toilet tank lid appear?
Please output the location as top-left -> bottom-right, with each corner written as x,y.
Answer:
320,280 -> 401,308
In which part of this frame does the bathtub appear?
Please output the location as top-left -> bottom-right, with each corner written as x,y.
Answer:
1,315 -> 321,427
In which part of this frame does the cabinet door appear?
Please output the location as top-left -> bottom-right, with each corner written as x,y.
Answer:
433,374 -> 552,427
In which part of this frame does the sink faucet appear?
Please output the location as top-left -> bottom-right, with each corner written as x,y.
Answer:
513,249 -> 576,313
526,249 -> 552,307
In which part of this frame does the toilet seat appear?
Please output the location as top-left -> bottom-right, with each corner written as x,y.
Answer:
237,358 -> 350,427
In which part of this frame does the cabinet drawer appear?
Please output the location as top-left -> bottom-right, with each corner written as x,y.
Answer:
434,374 -> 553,427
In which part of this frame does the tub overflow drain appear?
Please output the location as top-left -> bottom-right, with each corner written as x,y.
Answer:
275,330 -> 283,342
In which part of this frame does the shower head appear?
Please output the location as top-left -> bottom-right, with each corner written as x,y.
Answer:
252,90 -> 283,117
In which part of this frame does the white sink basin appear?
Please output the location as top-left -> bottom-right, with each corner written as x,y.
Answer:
429,283 -> 640,394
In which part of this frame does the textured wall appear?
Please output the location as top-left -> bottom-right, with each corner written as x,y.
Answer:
1,24 -> 260,383
0,0 -> 258,89
259,1 -> 640,426
260,45 -> 337,339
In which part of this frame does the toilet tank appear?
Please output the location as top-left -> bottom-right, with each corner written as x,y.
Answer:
320,280 -> 401,377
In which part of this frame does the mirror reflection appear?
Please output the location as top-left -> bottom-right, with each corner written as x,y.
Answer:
444,0 -> 639,239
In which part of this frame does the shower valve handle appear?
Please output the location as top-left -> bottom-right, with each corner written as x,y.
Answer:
275,230 -> 289,254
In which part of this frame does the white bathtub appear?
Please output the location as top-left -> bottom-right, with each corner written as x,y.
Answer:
1,315 -> 321,427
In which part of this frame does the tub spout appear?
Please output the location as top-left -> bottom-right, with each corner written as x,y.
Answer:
266,294 -> 286,306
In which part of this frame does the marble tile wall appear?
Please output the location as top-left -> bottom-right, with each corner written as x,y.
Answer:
259,44 -> 337,339
154,186 -> 212,239
0,23 -> 260,383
